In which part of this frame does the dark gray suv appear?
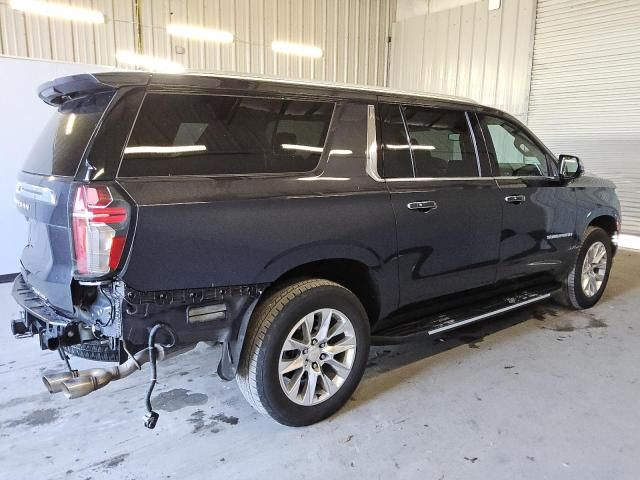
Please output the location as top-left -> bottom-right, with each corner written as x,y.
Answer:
11,72 -> 620,428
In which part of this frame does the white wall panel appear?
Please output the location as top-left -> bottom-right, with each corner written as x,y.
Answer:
389,0 -> 537,120
1,0 -> 395,86
528,0 -> 640,234
0,4 -> 29,57
0,57 -> 113,276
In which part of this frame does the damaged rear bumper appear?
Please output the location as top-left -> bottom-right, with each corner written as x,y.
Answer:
11,274 -> 91,350
11,274 -> 266,379
11,274 -> 267,428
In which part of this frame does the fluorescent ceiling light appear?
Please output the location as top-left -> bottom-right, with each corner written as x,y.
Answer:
281,143 -> 324,153
116,51 -> 185,73
124,145 -> 206,154
329,149 -> 353,155
167,24 -> 233,43
10,0 -> 104,23
272,41 -> 323,58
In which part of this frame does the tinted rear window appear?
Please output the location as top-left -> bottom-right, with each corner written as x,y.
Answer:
23,92 -> 113,177
119,93 -> 334,177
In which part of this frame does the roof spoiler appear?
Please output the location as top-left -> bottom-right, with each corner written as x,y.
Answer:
37,74 -> 117,106
37,72 -> 151,107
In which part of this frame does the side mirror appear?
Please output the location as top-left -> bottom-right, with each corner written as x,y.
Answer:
559,154 -> 583,180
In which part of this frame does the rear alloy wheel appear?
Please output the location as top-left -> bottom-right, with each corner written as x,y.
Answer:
237,279 -> 369,426
278,308 -> 357,406
553,226 -> 613,309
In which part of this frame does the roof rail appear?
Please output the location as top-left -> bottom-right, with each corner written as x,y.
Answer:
180,70 -> 479,105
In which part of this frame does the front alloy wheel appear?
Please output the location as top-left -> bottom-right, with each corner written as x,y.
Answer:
580,241 -> 607,297
553,226 -> 613,309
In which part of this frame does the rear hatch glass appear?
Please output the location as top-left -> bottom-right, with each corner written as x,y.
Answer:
22,91 -> 114,176
17,91 -> 114,314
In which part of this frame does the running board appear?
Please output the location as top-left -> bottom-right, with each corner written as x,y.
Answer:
372,286 -> 557,345
427,293 -> 551,335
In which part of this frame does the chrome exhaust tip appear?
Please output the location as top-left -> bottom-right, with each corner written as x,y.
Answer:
53,343 -> 175,400
42,371 -> 76,394
61,375 -> 99,400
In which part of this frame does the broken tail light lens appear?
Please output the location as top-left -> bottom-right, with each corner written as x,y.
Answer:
72,184 -> 130,278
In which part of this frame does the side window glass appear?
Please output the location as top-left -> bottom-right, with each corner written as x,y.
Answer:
120,94 -> 333,177
379,104 -> 414,178
480,115 -> 550,177
402,107 -> 478,178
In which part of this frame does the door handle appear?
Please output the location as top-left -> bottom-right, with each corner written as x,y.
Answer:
407,200 -> 438,212
504,194 -> 526,204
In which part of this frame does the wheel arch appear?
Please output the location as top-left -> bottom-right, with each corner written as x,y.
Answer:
587,214 -> 619,255
219,257 -> 384,381
261,258 -> 382,327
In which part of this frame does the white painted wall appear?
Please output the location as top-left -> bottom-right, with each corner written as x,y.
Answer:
0,56 -> 113,275
396,0 -> 482,21
389,0 -> 537,121
0,0 -> 395,86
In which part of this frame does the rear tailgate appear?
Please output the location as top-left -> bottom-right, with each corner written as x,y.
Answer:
16,173 -> 76,314
15,76 -> 117,314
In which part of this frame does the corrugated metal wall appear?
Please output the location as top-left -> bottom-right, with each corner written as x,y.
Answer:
389,0 -> 537,120
528,0 -> 640,235
0,0 -> 395,85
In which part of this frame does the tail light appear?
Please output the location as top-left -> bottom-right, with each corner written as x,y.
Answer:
72,184 -> 130,278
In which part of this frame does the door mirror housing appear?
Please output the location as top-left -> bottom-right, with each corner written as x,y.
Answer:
559,154 -> 583,180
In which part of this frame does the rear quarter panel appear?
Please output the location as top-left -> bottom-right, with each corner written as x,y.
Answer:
118,174 -> 396,310
117,101 -> 399,318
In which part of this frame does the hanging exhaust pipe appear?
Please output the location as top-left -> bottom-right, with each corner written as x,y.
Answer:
43,344 -> 167,400
61,345 -> 166,399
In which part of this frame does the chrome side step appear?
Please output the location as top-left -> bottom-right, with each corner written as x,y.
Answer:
372,285 -> 558,345
426,293 -> 551,335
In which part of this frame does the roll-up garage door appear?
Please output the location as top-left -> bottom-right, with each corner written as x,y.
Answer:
527,0 -> 640,234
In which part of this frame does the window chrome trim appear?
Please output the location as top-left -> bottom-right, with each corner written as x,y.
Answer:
366,104 -> 384,182
465,111 -> 482,177
384,175 -> 557,182
493,175 -> 558,181
386,177 -> 493,182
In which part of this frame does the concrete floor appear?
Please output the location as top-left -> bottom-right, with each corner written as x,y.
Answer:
1,251 -> 639,480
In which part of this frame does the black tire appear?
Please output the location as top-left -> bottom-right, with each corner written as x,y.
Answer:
65,341 -> 119,362
553,226 -> 613,309
236,279 -> 370,426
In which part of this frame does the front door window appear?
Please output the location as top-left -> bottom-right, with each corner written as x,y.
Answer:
479,115 -> 550,177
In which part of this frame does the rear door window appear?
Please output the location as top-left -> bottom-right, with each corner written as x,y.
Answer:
379,104 -> 414,178
119,93 -> 334,177
402,106 -> 479,178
